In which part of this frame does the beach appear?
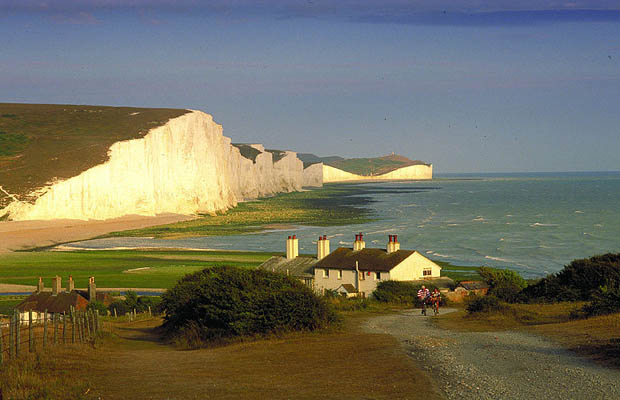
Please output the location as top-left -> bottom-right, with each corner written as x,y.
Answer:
0,213 -> 194,253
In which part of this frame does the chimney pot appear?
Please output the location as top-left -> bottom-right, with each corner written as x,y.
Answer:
292,235 -> 296,239
288,235 -> 291,239
394,235 -> 398,242
318,236 -> 322,241
323,235 -> 327,240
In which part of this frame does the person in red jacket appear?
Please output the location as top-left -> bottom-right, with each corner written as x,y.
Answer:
417,285 -> 431,315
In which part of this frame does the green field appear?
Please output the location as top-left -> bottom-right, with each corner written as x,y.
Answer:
0,296 -> 25,315
0,250 -> 274,289
0,248 -> 479,291
0,103 -> 187,209
103,184 -> 375,238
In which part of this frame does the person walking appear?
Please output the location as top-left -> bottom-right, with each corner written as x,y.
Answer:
417,285 -> 431,315
431,288 -> 441,315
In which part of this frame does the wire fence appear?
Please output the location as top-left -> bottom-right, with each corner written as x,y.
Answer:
0,308 -> 102,367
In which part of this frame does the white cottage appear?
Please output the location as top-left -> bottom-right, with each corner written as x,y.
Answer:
313,234 -> 441,297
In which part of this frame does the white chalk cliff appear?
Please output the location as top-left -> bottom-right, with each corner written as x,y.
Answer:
2,110 -> 320,221
321,164 -> 432,183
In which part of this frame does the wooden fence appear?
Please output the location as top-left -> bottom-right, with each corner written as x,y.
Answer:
0,308 -> 102,367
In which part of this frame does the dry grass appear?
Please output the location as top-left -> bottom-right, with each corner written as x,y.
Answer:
0,344 -> 105,399
435,302 -> 620,368
89,315 -> 442,399
1,313 -> 443,399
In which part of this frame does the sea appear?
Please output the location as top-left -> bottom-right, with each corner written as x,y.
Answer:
64,172 -> 620,278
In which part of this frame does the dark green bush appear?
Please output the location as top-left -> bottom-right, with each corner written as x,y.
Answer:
86,301 -> 107,316
577,285 -> 620,317
478,266 -> 527,303
521,253 -> 620,302
160,266 -> 336,344
465,294 -> 505,313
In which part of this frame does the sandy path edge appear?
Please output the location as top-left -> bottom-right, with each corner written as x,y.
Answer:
0,213 -> 195,253
364,308 -> 620,400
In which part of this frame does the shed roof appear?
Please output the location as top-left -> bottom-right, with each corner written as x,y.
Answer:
313,247 -> 415,272
258,256 -> 317,278
15,291 -> 88,314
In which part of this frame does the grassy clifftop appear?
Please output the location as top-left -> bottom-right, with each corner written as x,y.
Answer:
0,103 -> 188,209
298,153 -> 430,176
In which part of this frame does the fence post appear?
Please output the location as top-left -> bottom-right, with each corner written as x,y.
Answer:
148,305 -> 152,317
15,311 -> 20,357
0,322 -> 4,366
72,312 -> 76,344
43,310 -> 48,348
9,313 -> 14,359
85,311 -> 91,339
53,313 -> 58,345
62,312 -> 67,344
29,310 -> 34,353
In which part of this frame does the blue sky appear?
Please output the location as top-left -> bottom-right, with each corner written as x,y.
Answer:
1,1 -> 619,173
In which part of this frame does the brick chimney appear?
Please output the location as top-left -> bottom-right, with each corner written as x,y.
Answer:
353,232 -> 366,251
52,275 -> 61,295
317,235 -> 330,260
88,276 -> 96,302
387,234 -> 401,253
286,235 -> 299,260
67,275 -> 74,292
37,277 -> 44,293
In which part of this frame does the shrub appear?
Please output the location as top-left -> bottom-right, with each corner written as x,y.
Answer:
465,294 -> 505,314
521,253 -> 620,302
478,267 -> 527,303
160,266 -> 336,344
577,285 -> 620,317
86,301 -> 107,316
373,281 -> 418,304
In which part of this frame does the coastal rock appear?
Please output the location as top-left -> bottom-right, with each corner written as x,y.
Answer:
2,110 -> 317,221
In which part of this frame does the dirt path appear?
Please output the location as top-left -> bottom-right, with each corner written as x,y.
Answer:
364,308 -> 620,400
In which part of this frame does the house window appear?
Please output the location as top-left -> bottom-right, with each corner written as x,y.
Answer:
423,268 -> 432,277
337,270 -> 343,280
323,269 -> 329,278
375,272 -> 381,280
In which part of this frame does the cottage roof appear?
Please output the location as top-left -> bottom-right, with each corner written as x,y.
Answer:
458,281 -> 489,290
314,247 -> 416,272
15,290 -> 113,314
336,284 -> 358,293
15,291 -> 88,314
258,256 -> 316,278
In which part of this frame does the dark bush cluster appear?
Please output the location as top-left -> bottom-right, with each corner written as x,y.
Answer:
478,266 -> 527,303
160,266 -> 336,344
520,253 -> 620,302
108,291 -> 161,316
372,280 -> 445,306
465,294 -> 505,313
577,285 -> 620,317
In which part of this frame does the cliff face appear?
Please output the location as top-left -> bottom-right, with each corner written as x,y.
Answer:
322,164 -> 432,183
2,111 -> 318,221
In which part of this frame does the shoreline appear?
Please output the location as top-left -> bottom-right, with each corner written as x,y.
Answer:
0,213 -> 196,253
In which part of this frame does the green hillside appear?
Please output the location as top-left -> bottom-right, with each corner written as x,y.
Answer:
298,153 -> 429,176
0,103 -> 188,209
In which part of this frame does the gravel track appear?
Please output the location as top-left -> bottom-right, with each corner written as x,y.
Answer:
364,308 -> 620,400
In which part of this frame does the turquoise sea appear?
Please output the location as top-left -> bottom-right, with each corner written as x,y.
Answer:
67,172 -> 620,278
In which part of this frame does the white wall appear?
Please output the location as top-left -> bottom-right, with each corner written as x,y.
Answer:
390,252 -> 442,280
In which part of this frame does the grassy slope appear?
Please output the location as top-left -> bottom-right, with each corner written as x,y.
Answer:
0,250 -> 274,289
0,103 -> 188,209
328,154 -> 429,176
103,184 -> 375,238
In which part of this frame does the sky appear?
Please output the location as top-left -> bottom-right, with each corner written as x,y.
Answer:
1,1 -> 620,173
